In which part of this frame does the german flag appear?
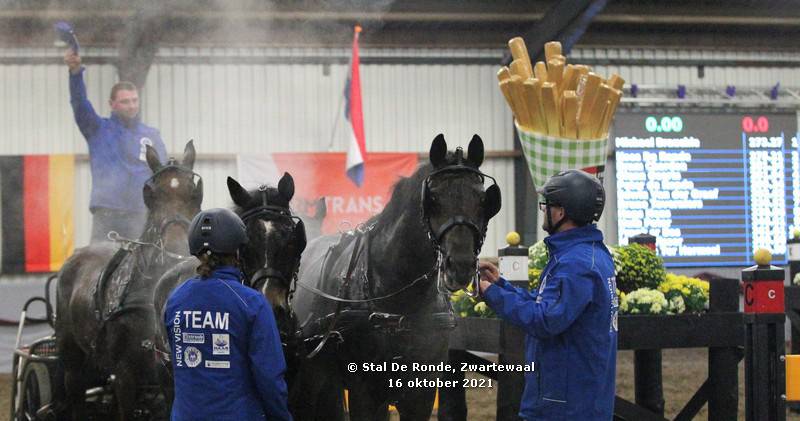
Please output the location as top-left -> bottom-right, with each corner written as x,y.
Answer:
0,155 -> 75,273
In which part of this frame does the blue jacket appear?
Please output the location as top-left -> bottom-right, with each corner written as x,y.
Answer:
69,69 -> 167,213
165,266 -> 292,421
483,225 -> 617,421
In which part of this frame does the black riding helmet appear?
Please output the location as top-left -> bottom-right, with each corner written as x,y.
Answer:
188,208 -> 248,256
538,169 -> 605,229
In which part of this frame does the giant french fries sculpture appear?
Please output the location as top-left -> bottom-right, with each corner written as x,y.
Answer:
498,39 -> 624,140
498,38 -> 625,187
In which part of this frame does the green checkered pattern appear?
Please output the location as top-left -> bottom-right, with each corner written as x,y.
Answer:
517,123 -> 609,188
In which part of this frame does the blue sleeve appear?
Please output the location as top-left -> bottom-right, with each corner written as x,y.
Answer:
484,272 -> 594,339
248,301 -> 292,421
69,68 -> 101,140
494,277 -> 529,297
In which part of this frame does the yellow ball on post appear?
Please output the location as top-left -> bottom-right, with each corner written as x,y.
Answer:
754,248 -> 772,266
506,231 -> 521,246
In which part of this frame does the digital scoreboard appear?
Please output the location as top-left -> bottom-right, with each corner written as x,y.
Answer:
613,112 -> 799,267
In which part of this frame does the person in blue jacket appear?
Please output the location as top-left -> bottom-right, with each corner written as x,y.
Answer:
479,170 -> 617,420
64,48 -> 168,242
164,208 -> 292,421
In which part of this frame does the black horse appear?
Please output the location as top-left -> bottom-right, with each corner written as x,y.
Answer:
152,173 -> 307,407
55,141 -> 201,420
289,134 -> 501,420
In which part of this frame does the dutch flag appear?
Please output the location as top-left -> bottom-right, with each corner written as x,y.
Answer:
345,26 -> 366,187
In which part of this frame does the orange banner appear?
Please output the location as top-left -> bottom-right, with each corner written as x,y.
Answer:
238,153 -> 418,236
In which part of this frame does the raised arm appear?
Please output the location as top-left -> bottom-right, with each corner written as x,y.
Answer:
65,49 -> 101,139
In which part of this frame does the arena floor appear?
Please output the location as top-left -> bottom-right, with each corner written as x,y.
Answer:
3,349 -> 799,420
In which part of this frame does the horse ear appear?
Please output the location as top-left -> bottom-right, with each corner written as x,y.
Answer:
278,172 -> 295,201
484,184 -> 502,219
192,177 -> 204,206
227,176 -> 252,208
468,134 -> 484,167
143,183 -> 155,209
145,145 -> 162,172
430,134 -> 447,167
182,140 -> 196,169
294,219 -> 307,254
314,197 -> 327,220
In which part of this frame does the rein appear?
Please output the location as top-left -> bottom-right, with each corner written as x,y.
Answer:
107,216 -> 191,262
295,257 -> 438,304
298,224 -> 454,359
298,157 -> 493,358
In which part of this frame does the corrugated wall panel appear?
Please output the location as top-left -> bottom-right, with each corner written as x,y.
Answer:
10,45 -> 796,156
139,51 -> 513,154
571,47 -> 800,87
0,46 -> 516,271
3,45 -> 800,280
480,156 -> 515,255
65,156 -> 513,255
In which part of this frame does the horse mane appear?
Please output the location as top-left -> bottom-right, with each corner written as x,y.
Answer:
372,150 -> 470,230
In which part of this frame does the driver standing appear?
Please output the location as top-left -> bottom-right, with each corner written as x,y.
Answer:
479,170 -> 617,420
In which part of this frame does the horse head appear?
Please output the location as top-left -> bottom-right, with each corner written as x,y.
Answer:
422,134 -> 501,292
141,140 -> 203,256
227,174 -> 306,317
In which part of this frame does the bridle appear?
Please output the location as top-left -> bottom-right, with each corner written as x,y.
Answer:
143,159 -> 203,200
109,162 -> 201,263
294,156 -> 497,358
238,185 -> 307,297
420,147 -> 497,297
296,150 -> 498,305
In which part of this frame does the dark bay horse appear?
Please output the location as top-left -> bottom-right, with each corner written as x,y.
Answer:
55,141 -> 201,420
289,134 -> 502,421
152,173 -> 307,404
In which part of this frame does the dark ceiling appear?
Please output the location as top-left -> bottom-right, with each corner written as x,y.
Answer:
1,0 -> 798,50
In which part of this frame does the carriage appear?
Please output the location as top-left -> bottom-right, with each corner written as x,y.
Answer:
10,274 -> 166,421
10,275 -> 60,421
10,144 -> 200,421
11,136 -> 499,421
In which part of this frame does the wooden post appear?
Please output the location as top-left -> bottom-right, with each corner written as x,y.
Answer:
633,349 -> 664,415
630,232 -> 664,416
708,277 -> 740,421
788,239 -> 800,357
742,263 -> 786,421
786,287 -> 800,413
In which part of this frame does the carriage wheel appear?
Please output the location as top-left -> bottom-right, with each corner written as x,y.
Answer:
18,362 -> 52,421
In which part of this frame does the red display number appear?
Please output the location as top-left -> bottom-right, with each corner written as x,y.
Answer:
741,116 -> 770,133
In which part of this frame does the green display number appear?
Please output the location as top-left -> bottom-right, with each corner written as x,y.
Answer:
645,116 -> 683,133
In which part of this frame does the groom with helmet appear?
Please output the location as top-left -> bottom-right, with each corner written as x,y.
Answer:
164,208 -> 292,421
479,169 -> 617,420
